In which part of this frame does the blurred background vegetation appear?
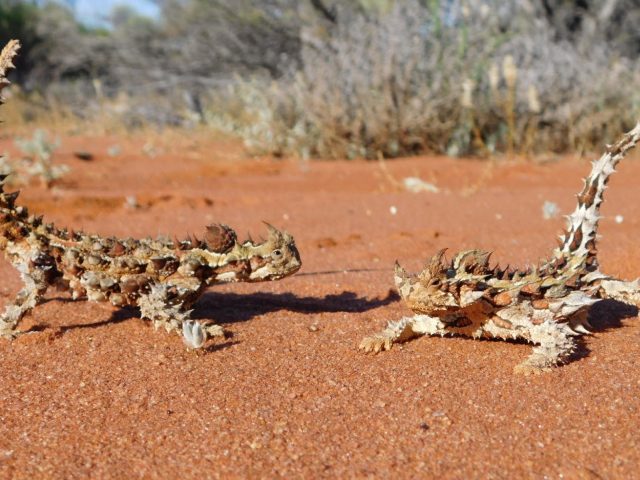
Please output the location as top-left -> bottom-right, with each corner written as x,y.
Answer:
1,0 -> 640,159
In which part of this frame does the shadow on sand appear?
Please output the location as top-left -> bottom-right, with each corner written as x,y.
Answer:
33,289 -> 400,334
563,299 -> 639,364
192,289 -> 400,324
27,294 -> 636,365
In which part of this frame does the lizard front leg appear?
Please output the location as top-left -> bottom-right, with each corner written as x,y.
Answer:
0,266 -> 50,339
137,283 -> 224,342
359,314 -> 448,353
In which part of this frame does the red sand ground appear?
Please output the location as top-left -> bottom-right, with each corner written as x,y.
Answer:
0,132 -> 639,479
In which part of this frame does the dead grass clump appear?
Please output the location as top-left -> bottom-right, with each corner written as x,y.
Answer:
215,1 -> 640,159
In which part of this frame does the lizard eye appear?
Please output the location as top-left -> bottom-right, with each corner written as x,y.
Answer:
271,249 -> 283,260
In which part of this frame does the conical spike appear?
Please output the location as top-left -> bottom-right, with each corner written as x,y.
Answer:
4,190 -> 19,207
394,261 -> 408,279
263,221 -> 278,234
263,221 -> 284,244
203,223 -> 236,253
394,261 -> 410,293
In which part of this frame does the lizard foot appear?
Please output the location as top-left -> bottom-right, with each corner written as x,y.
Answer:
359,334 -> 394,353
513,354 -> 555,375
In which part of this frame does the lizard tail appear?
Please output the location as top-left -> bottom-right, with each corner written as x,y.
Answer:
0,39 -> 19,105
553,123 -> 640,270
0,41 -> 30,251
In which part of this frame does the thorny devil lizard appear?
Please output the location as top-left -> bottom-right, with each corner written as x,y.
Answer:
0,40 -> 301,346
361,124 -> 640,374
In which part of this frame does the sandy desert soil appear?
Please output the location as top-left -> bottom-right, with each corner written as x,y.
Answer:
0,132 -> 639,479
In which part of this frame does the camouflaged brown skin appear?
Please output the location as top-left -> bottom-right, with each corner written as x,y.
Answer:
0,40 -> 301,344
361,124 -> 640,374
0,182 -> 301,341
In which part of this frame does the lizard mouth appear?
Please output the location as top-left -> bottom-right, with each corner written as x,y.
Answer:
248,257 -> 301,281
408,304 -> 459,317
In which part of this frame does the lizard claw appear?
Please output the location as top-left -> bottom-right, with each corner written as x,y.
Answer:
513,363 -> 551,375
359,334 -> 393,354
513,354 -> 555,375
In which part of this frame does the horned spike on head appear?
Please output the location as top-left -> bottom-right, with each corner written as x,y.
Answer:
394,261 -> 411,291
394,261 -> 408,279
430,249 -> 448,275
264,221 -> 283,242
264,222 -> 297,249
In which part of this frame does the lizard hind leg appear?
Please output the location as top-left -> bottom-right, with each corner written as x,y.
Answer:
513,321 -> 577,375
359,314 -> 448,353
598,278 -> 640,307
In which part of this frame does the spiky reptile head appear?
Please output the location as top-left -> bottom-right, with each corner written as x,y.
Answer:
181,223 -> 301,284
243,223 -> 301,282
395,249 -> 492,315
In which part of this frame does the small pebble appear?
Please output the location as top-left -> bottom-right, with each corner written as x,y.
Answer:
107,145 -> 122,157
125,196 -> 139,209
542,200 -> 560,220
73,151 -> 94,161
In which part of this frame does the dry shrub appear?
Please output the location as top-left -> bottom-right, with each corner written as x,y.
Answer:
218,1 -> 640,159
6,0 -> 640,159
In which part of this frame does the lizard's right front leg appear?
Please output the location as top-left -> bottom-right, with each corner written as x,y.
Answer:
0,269 -> 49,339
137,283 -> 224,343
359,314 -> 448,353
